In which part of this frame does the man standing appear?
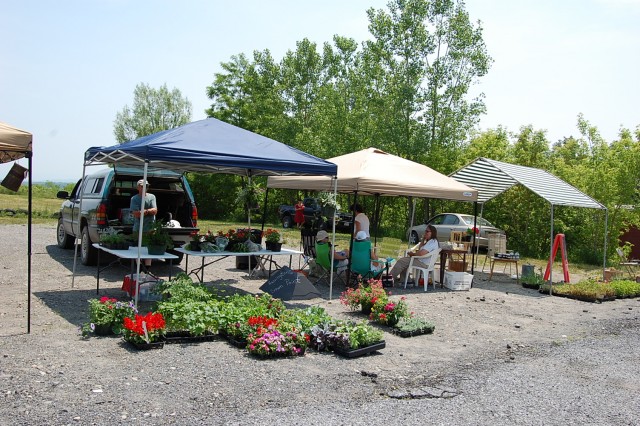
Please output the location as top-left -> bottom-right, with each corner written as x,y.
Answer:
130,179 -> 158,232
130,179 -> 158,269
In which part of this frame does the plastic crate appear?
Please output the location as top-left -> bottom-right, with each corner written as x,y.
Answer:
122,273 -> 162,301
444,271 -> 473,291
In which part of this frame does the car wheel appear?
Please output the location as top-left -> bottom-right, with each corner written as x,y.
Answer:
282,216 -> 293,228
409,231 -> 419,245
56,218 -> 74,249
80,226 -> 98,266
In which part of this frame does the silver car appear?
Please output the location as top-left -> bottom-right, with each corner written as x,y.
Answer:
407,213 -> 505,249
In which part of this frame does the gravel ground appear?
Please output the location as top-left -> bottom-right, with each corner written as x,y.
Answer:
1,224 -> 639,425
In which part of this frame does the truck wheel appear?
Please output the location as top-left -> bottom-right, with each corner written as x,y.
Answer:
56,218 -> 74,249
282,216 -> 293,228
81,226 -> 98,266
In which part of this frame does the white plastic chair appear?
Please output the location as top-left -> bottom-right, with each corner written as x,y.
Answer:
404,248 -> 441,291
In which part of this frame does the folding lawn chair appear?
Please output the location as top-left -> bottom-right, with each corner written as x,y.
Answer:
299,228 -> 317,271
350,239 -> 384,280
314,241 -> 348,286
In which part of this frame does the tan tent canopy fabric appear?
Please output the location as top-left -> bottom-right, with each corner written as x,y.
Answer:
267,147 -> 477,202
0,122 -> 33,163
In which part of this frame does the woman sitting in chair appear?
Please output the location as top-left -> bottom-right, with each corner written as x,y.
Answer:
351,231 -> 385,277
390,225 -> 439,283
316,230 -> 349,268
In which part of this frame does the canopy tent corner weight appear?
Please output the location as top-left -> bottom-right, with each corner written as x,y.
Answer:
0,122 -> 33,334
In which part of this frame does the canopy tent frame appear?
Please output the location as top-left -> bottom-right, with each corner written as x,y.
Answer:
268,148 -> 480,293
450,157 -> 607,291
0,122 -> 33,333
72,118 -> 337,307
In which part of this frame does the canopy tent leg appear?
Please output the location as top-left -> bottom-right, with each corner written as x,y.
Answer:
328,177 -> 338,300
133,162 -> 150,308
548,204 -> 554,295
602,209 -> 609,281
71,163 -> 89,289
27,152 -> 32,334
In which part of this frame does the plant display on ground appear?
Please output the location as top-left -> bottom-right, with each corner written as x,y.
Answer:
123,312 -> 166,344
369,297 -> 411,326
608,279 -> 640,298
218,294 -> 286,340
540,280 -> 618,302
157,300 -> 224,336
310,320 -> 383,351
247,325 -> 307,357
80,297 -> 136,337
277,306 -> 332,333
392,316 -> 435,337
340,279 -> 388,311
154,273 -> 216,302
521,268 -> 546,289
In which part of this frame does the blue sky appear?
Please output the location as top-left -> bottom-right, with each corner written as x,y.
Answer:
1,0 -> 638,182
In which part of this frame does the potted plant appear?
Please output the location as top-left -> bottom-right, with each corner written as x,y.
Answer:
143,221 -> 173,255
80,297 -> 136,337
157,299 -> 222,342
318,192 -> 340,218
465,227 -> 479,242
188,232 -> 203,251
99,228 -> 129,250
369,296 -> 411,327
123,311 -> 166,349
310,320 -> 384,357
235,181 -> 262,210
264,228 -> 283,252
340,279 -> 388,314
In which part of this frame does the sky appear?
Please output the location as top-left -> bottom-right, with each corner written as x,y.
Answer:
1,0 -> 639,183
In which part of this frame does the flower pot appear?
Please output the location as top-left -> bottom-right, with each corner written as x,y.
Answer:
360,302 -> 373,315
189,241 -> 201,251
147,244 -> 166,255
93,323 -> 113,336
266,241 -> 282,252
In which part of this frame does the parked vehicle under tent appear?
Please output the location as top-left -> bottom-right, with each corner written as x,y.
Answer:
77,117 -> 338,305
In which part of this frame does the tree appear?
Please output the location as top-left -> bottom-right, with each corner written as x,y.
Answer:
113,83 -> 192,143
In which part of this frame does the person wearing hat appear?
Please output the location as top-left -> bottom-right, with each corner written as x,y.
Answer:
130,179 -> 158,233
316,230 -> 349,267
353,230 -> 384,273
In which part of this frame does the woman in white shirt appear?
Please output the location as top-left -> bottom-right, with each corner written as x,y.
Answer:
390,225 -> 439,283
352,203 -> 370,239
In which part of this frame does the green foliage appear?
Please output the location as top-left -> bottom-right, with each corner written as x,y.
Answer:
393,316 -> 435,336
542,280 -> 617,302
113,83 -> 192,143
608,280 -> 640,298
277,306 -> 332,333
153,273 -> 215,302
156,300 -> 223,335
218,294 -> 286,339
142,220 -> 173,250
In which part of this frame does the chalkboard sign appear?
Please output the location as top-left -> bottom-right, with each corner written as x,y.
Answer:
259,266 -> 320,300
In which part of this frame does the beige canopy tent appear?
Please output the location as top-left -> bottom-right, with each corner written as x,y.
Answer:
268,147 -> 477,201
268,148 -> 478,297
0,122 -> 33,333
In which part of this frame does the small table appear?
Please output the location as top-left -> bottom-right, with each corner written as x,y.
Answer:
488,257 -> 519,284
439,249 -> 469,286
176,247 -> 303,283
94,244 -> 178,294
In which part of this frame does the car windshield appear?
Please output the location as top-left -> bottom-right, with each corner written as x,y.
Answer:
461,215 -> 494,227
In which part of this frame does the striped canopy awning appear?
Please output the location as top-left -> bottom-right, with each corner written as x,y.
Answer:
450,157 -> 605,209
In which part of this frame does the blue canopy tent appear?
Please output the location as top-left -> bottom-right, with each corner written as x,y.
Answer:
74,118 -> 338,303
